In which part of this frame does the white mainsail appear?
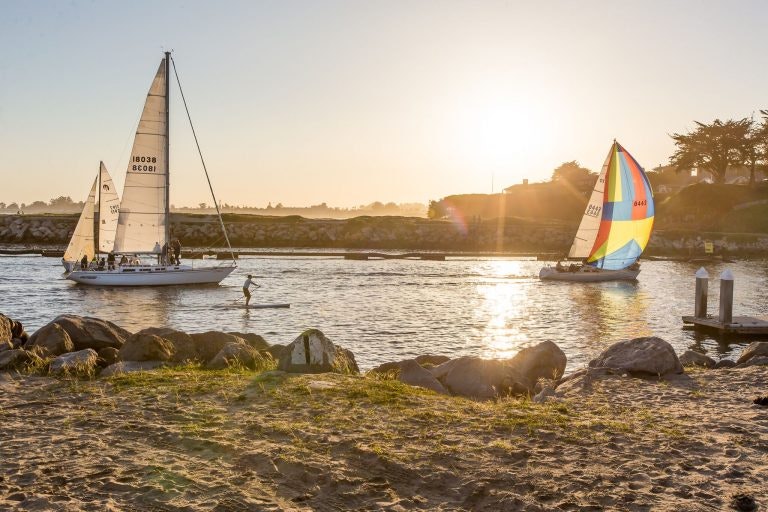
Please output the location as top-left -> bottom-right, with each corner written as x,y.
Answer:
63,176 -> 97,263
567,144 -> 613,259
97,161 -> 120,252
113,59 -> 168,254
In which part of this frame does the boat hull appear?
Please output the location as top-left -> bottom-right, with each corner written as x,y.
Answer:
539,266 -> 640,282
65,264 -> 235,286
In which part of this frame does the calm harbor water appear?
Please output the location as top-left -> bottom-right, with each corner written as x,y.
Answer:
1,254 -> 766,371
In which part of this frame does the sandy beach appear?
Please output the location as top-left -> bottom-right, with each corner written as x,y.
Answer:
0,365 -> 765,511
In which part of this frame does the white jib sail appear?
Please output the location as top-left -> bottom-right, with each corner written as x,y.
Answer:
98,161 -> 120,253
63,176 -> 97,263
113,59 -> 168,254
567,144 -> 613,259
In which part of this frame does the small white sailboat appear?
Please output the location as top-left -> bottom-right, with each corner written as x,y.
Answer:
540,141 -> 654,282
66,53 -> 236,286
62,162 -> 120,273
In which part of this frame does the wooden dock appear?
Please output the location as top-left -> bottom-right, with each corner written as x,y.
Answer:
682,315 -> 768,335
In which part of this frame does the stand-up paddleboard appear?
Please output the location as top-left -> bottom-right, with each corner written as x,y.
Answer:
236,303 -> 291,309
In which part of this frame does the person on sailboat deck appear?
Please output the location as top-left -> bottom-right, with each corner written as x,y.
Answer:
243,275 -> 259,307
80,254 -> 88,270
171,238 -> 182,265
107,252 -> 116,270
98,257 -> 106,270
119,255 -> 128,266
161,243 -> 169,265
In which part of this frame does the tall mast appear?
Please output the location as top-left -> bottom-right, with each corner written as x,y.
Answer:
164,51 -> 171,249
95,162 -> 101,258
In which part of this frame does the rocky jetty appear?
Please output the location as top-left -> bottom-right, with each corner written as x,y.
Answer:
6,213 -> 768,255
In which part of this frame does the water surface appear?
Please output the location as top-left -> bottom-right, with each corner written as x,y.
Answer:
1,255 -> 765,370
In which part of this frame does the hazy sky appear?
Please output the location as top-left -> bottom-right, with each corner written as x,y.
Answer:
1,1 -> 767,207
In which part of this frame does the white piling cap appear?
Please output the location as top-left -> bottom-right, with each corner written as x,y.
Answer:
720,269 -> 734,281
695,267 -> 709,279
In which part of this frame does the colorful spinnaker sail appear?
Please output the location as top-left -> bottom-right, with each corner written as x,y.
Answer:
568,141 -> 654,270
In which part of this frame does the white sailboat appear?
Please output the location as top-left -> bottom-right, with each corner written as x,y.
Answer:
66,53 -> 236,286
62,162 -> 120,273
539,141 -> 655,282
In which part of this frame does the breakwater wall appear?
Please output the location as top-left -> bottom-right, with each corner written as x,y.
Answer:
1,214 -> 767,256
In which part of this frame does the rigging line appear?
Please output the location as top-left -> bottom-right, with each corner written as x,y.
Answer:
170,56 -> 236,265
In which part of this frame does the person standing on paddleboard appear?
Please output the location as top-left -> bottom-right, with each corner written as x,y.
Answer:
243,275 -> 259,307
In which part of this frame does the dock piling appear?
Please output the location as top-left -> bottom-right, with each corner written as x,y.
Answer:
694,267 -> 708,319
719,269 -> 734,324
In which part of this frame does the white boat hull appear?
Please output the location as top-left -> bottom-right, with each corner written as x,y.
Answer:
539,266 -> 640,282
65,264 -> 235,286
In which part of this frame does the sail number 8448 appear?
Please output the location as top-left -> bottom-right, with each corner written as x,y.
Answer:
132,155 -> 158,172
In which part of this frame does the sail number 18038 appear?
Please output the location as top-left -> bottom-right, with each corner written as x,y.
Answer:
132,155 -> 158,173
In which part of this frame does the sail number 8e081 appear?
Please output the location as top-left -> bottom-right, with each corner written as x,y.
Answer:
132,155 -> 158,172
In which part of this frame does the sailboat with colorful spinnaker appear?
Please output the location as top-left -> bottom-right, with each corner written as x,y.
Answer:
539,140 -> 654,282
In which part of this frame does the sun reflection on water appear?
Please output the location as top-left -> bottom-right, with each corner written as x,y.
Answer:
472,260 -> 530,359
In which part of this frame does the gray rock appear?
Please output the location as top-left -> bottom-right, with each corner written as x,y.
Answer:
369,359 -> 448,394
24,322 -> 74,357
736,342 -> 768,364
679,350 -> 716,368
190,331 -> 248,362
133,327 -> 197,362
589,337 -> 683,376
0,349 -> 30,370
32,315 -> 130,351
508,341 -> 567,389
206,341 -> 266,370
227,332 -> 270,350
0,339 -> 13,353
98,347 -> 120,366
277,329 -> 359,374
397,359 -> 449,394
533,385 -> 556,403
50,349 -> 99,376
118,333 -> 175,362
714,359 -> 737,369
100,361 -> 166,377
737,356 -> 768,367
266,344 -> 286,360
430,357 -> 527,400
414,354 -> 450,368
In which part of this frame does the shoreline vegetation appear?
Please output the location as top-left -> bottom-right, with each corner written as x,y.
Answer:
1,313 -> 766,511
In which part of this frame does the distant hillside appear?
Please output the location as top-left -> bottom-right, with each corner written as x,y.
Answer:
430,181 -> 589,223
431,182 -> 768,234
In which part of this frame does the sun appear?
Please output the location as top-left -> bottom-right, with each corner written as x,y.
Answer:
446,85 -> 558,182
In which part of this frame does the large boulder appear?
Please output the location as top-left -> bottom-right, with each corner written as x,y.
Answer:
679,350 -> 716,368
737,342 -> 768,365
0,340 -> 13,353
589,337 -> 683,376
118,333 -> 175,362
24,322 -> 74,357
132,327 -> 197,362
0,349 -> 31,370
414,354 -> 450,368
98,347 -> 120,366
101,361 -> 166,377
430,357 -> 528,400
228,332 -> 270,350
206,342 -> 273,370
277,329 -> 358,374
32,315 -> 130,351
191,331 -> 248,362
507,341 -> 567,389
369,359 -> 449,394
50,349 -> 99,376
